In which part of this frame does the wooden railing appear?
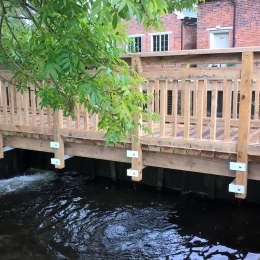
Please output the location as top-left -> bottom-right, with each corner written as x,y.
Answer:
1,47 -> 260,198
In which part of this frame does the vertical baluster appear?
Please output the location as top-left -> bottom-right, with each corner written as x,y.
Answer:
233,80 -> 238,119
196,80 -> 204,139
1,81 -> 7,123
94,114 -> 98,132
10,85 -> 15,125
75,104 -> 80,129
160,80 -> 167,137
24,88 -> 29,125
31,86 -> 37,126
16,90 -> 22,125
38,96 -> 44,127
84,107 -> 89,131
222,80 -> 227,118
172,80 -> 178,138
155,80 -> 159,113
210,81 -> 218,140
193,80 -> 198,118
148,80 -> 154,133
67,115 -> 72,129
47,106 -> 52,129
254,79 -> 260,120
203,79 -> 207,117
224,80 -> 232,141
184,80 -> 191,139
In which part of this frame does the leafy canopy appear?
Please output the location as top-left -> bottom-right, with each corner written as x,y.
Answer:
0,0 -> 198,143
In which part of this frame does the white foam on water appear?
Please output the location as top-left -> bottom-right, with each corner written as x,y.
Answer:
0,172 -> 56,196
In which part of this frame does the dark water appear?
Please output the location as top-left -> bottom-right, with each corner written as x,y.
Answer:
0,171 -> 260,260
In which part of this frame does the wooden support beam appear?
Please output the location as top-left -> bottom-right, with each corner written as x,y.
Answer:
235,52 -> 254,199
131,56 -> 143,182
53,109 -> 65,169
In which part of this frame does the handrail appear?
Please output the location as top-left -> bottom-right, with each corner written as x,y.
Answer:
0,47 -> 258,198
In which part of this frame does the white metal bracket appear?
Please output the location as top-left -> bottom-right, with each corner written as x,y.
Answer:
229,162 -> 247,172
127,169 -> 139,177
50,141 -> 60,149
3,146 -> 14,152
228,180 -> 245,194
51,158 -> 61,166
64,154 -> 73,160
126,150 -> 138,158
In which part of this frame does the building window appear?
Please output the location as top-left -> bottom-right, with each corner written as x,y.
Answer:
207,27 -> 232,49
152,34 -> 169,52
128,36 -> 142,53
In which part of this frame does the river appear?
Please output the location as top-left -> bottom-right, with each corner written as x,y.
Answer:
0,170 -> 259,259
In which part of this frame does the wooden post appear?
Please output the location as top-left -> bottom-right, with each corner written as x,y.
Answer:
109,161 -> 117,182
53,109 -> 65,169
235,52 -> 254,199
131,56 -> 143,182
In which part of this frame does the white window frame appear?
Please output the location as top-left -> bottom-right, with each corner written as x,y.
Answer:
128,34 -> 144,53
207,26 -> 232,49
149,32 -> 172,52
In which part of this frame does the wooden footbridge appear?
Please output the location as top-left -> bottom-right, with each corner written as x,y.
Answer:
1,47 -> 260,199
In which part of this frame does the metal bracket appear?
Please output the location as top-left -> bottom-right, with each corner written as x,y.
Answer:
228,180 -> 245,194
127,169 -> 139,177
64,154 -> 73,160
229,162 -> 247,172
51,158 -> 61,166
3,146 -> 14,152
126,150 -> 138,158
50,141 -> 60,149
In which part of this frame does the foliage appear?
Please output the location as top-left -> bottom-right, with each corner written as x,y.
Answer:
0,0 -> 198,143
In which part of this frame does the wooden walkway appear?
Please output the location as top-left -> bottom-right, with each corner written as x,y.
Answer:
1,47 -> 260,199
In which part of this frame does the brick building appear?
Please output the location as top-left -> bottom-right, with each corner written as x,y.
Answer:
197,0 -> 260,49
124,12 -> 197,53
125,0 -> 260,53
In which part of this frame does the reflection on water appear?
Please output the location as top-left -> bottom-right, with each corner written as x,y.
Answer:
0,171 -> 259,259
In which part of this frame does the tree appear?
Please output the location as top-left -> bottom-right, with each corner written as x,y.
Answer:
0,0 -> 198,143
